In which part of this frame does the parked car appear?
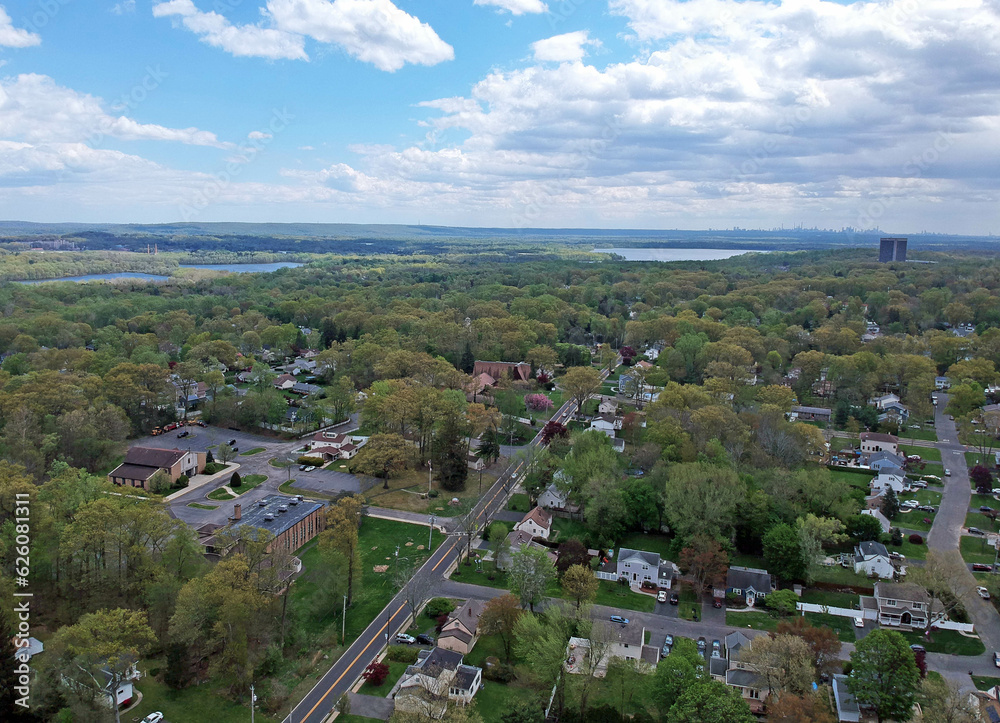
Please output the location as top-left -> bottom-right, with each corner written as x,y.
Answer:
711,640 -> 721,657
993,488 -> 1000,495
660,644 -> 671,659
304,466 -> 316,472
150,427 -> 163,436
713,598 -> 723,608
910,644 -> 925,653
664,635 -> 674,647
978,587 -> 991,600
973,563 -> 994,572
889,552 -> 905,560
299,464 -> 307,471
228,438 -> 237,445
610,615 -> 629,625
416,633 -> 435,645
968,527 -> 985,536
910,481 -> 928,489
854,617 -> 865,628
944,468 -> 951,476
657,590 -> 667,603
697,637 -> 706,652
901,499 -> 919,509
917,505 -> 936,513
994,651 -> 1000,668
395,633 -> 416,644
669,592 -> 679,605
142,714 -> 164,723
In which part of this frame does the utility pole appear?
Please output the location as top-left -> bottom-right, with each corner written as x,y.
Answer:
342,594 -> 347,644
427,460 -> 433,496
250,684 -> 256,723
428,515 -> 435,550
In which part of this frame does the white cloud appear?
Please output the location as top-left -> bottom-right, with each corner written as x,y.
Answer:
153,0 -> 453,71
474,0 -> 548,15
111,0 -> 136,15
152,0 -> 308,61
0,74 -> 232,149
531,30 -> 601,63
0,6 -> 41,48
248,131 -> 273,140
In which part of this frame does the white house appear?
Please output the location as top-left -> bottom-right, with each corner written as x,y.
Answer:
497,529 -> 557,570
598,398 -> 619,415
393,647 -> 482,719
598,548 -> 674,589
853,541 -> 896,579
871,470 -> 907,495
273,373 -> 296,391
860,432 -> 899,456
537,482 -> 572,511
589,413 -> 622,438
566,621 -> 646,675
878,401 -> 910,424
832,675 -> 861,722
870,581 -> 940,630
871,393 -> 901,410
514,507 -> 553,540
935,376 -> 951,390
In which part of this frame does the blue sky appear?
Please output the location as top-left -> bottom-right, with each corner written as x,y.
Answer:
1,0 -> 999,233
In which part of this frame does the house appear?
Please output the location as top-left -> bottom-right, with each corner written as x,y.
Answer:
497,529 -> 557,570
724,631 -> 752,660
273,373 -> 296,390
635,360 -> 654,370
589,413 -> 622,438
598,398 -> 619,415
467,452 -> 485,471
878,401 -> 910,424
870,469 -> 907,495
566,621 -> 647,675
725,667 -> 768,715
172,379 -> 208,407
853,541 -> 895,579
200,497 -> 325,556
62,662 -> 140,710
935,376 -> 951,390
868,450 -> 906,472
726,566 -> 774,606
13,636 -> 44,660
472,361 -> 531,383
790,405 -> 832,422
291,382 -> 322,396
514,506 -> 552,540
538,482 -> 575,512
859,432 -> 899,455
832,675 -> 861,722
598,548 -> 674,589
871,393 -> 900,410
438,599 -> 485,655
236,371 -> 253,383
870,581 -> 940,630
394,647 -> 482,719
108,447 -> 206,491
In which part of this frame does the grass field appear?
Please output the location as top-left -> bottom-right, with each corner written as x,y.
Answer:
357,660 -> 409,697
895,510 -> 935,532
617,532 -> 674,559
899,429 -> 938,442
187,502 -> 218,510
128,664 -> 279,723
506,493 -> 530,513
901,445 -> 941,462
967,451 -> 990,468
550,516 -> 590,543
828,468 -> 874,490
207,487 -> 236,501
277,479 -> 341,501
965,511 -> 1000,533
363,466 -> 498,517
231,473 -> 268,493
893,538 -> 929,560
803,612 -> 857,642
901,629 -> 986,656
810,564 -> 874,589
973,676 -> 1000,690
726,611 -> 780,632
801,589 -> 859,609
960,535 -> 999,565
240,446 -> 267,455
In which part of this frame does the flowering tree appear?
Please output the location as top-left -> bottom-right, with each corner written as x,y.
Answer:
362,661 -> 389,686
525,394 -> 554,412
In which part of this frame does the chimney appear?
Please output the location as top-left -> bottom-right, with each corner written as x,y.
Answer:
234,503 -> 241,520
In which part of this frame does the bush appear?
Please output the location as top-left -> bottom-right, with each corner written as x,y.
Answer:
362,661 -> 390,687
385,645 -> 419,663
297,455 -> 326,467
425,598 -> 456,618
909,533 -> 923,545
525,394 -> 554,412
890,528 -> 903,546
484,662 -> 517,683
173,474 -> 189,489
206,448 -> 215,464
435,613 -> 449,632
841,662 -> 852,676
230,471 -> 242,487
428,489 -> 439,498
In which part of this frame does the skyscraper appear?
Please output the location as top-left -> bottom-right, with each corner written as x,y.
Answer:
879,237 -> 907,263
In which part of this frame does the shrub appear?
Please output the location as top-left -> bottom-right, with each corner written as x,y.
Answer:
765,589 -> 799,616
428,489 -> 439,498
425,598 -> 456,618
362,661 -> 389,687
841,661 -> 852,676
230,471 -> 242,487
173,474 -> 189,489
385,645 -> 419,664
435,613 -> 449,632
890,528 -> 903,546
909,533 -> 923,544
206,449 -> 215,464
484,662 -> 517,683
297,455 -> 326,467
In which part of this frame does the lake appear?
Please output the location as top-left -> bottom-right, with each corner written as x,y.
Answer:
14,262 -> 303,284
594,248 -> 765,261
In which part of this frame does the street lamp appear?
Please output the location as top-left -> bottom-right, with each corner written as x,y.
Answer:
342,594 -> 347,645
427,460 -> 433,496
428,515 -> 435,550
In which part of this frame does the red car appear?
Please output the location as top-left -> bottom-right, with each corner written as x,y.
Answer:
713,598 -> 723,609
973,563 -> 994,572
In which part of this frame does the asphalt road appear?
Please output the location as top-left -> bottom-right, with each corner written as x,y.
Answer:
284,369 -> 610,723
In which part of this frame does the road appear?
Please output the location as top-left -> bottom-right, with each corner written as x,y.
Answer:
284,366 -> 615,722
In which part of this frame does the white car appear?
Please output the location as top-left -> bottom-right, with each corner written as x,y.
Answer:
854,617 -> 865,628
994,651 -> 1000,668
142,714 -> 164,723
902,500 -> 919,509
978,587 -> 991,600
992,488 -> 1000,495
395,633 -> 416,644
657,590 -> 667,603
304,465 -> 316,472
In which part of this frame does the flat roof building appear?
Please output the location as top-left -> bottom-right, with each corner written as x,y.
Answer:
879,237 -> 907,262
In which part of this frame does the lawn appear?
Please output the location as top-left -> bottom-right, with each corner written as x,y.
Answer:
336,716 -> 383,723
617,532 -> 674,559
726,611 -> 780,632
230,473 -> 268,494
801,589 -> 859,610
592,580 -> 656,613
901,629 -> 986,656
676,582 -> 701,621
899,489 -> 942,506
973,493 -> 1000,508
129,665 -> 278,723
551,516 -> 590,544
187,502 -> 218,510
892,538 -> 929,560
894,509 -> 935,532
810,564 -> 874,589
967,451 -> 990,468
961,535 -> 1000,565
828,468 -> 874,491
278,479 -> 341,501
901,445 -> 941,462
973,676 -> 1000,690
240,446 -> 267,456
965,511 -> 1000,533
900,428 -> 938,442
357,660 -> 409,697
802,612 -> 857,642
506,493 -> 530,513
363,466 -> 498,518
207,487 -> 236,501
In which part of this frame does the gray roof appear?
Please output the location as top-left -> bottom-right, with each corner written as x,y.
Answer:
833,675 -> 860,719
123,446 -> 187,468
791,405 -> 831,415
727,566 -> 773,593
454,665 -> 480,691
230,494 -> 323,539
869,450 -> 905,466
414,646 -> 464,675
724,631 -> 752,655
709,657 -> 729,677
726,668 -> 763,689
109,463 -> 159,480
617,547 -> 660,568
856,540 -> 889,560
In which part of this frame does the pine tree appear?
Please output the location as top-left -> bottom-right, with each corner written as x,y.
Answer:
460,343 -> 475,374
230,471 -> 242,488
881,488 -> 900,520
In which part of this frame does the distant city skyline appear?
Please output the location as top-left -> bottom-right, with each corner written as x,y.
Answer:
0,1 -> 998,233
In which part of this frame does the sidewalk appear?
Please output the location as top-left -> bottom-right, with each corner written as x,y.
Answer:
164,463 -> 242,502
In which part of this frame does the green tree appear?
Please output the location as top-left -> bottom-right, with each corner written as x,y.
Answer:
562,365 -> 602,416
479,593 -> 523,662
561,564 -> 599,609
881,488 -> 900,520
847,629 -> 919,723
763,523 -> 807,581
738,633 -> 814,697
652,637 -> 703,713
679,534 -> 730,596
434,412 -> 469,492
513,604 -> 574,718
661,462 -> 745,543
667,680 -> 755,723
765,589 -> 800,616
319,495 -> 365,605
508,544 -> 557,612
351,433 -> 412,489
216,443 -> 236,464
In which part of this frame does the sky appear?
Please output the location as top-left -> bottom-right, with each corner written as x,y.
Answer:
1,0 -> 999,233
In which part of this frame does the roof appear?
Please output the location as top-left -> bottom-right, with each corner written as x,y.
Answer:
860,432 -> 899,443
833,675 -> 861,718
414,646 -> 464,675
869,450 -> 905,465
109,463 -> 159,480
123,446 -> 187,469
709,656 -> 729,677
856,540 -> 890,560
724,631 -> 752,655
229,495 -> 323,540
640,645 -> 659,665
610,621 -> 644,647
540,483 -> 567,503
875,581 -> 930,604
292,382 -> 322,394
472,360 -> 531,382
439,627 -> 473,645
617,547 -> 660,568
274,373 -> 296,384
454,665 -> 480,691
726,668 -> 764,689
449,599 -> 485,633
313,431 -> 348,444
791,405 -> 832,415
518,506 -> 553,531
727,566 -> 773,593
310,446 -> 342,456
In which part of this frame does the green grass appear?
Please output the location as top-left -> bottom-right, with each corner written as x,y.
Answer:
203,462 -> 231,475
973,676 -> 1000,690
230,473 -> 268,494
828,468 -> 874,490
810,564 -> 874,589
129,664 -> 278,723
892,538 -> 928,560
801,589 -> 859,609
901,444 -> 941,462
899,428 -> 938,442
803,612 -> 857,642
967,451 -> 989,468
894,510 -> 935,532
900,629 -> 986,656
336,716 -> 383,723
187,502 -> 218,510
965,511 -> 1000,533
726,611 -> 781,632
240,446 -> 267,456
961,535 -> 1000,565
592,580 -> 656,613
899,489 -> 942,506
207,487 -> 236,501
506,493 -> 530,513
357,660 -> 409,697
550,517 -> 590,543
617,532 -> 674,559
